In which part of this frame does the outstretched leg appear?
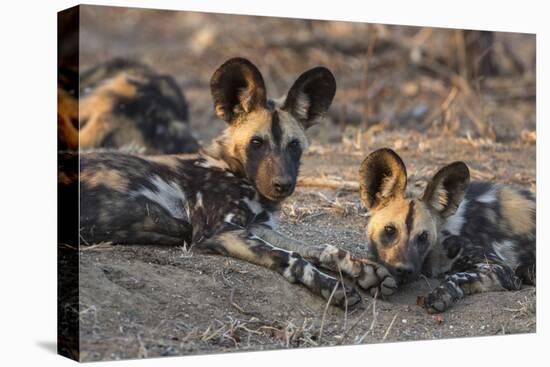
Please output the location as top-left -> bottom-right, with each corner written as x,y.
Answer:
424,263 -> 522,313
197,229 -> 362,309
250,226 -> 397,296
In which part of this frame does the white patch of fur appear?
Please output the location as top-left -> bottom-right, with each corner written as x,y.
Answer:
283,256 -> 298,281
477,187 -> 498,203
302,263 -> 316,286
135,176 -> 187,219
269,96 -> 286,108
195,156 -> 229,170
320,244 -> 339,263
442,199 -> 468,235
184,202 -> 191,220
242,197 -> 263,214
293,91 -> 311,121
492,240 -> 519,268
431,186 -> 449,212
340,252 -> 355,275
195,192 -> 203,209
264,212 -> 279,229
380,175 -> 404,201
224,213 -> 235,224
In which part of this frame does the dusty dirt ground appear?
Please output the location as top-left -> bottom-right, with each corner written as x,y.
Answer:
65,5 -> 536,361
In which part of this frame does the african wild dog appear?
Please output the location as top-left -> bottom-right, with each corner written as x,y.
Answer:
58,58 -> 397,308
58,58 -> 199,153
358,148 -> 535,313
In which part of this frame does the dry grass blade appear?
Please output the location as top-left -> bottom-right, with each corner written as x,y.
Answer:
339,301 -> 374,345
79,241 -> 114,251
382,313 -> 399,341
356,290 -> 378,344
318,282 -> 339,343
421,86 -> 459,126
136,334 -> 148,358
336,264 -> 349,333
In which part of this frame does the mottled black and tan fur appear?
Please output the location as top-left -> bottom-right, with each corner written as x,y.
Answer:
59,58 -> 397,309
358,148 -> 535,313
58,58 -> 199,153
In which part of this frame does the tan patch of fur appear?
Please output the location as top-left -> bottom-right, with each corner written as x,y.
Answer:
228,108 -> 272,158
57,88 -> 79,150
368,198 -> 438,267
79,74 -> 139,148
412,201 -> 439,238
368,197 -> 409,265
147,155 -> 189,170
463,273 -> 502,294
223,107 -> 309,164
58,171 -> 77,186
80,168 -> 129,192
217,231 -> 274,268
499,187 -> 535,236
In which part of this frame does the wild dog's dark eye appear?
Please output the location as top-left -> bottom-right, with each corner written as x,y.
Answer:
288,139 -> 300,150
384,225 -> 396,237
417,231 -> 429,244
250,137 -> 264,148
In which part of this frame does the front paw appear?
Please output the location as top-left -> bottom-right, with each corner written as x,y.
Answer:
424,287 -> 454,313
356,260 -> 398,297
324,281 -> 362,310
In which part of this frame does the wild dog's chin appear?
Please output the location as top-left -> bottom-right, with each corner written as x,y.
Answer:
258,186 -> 296,203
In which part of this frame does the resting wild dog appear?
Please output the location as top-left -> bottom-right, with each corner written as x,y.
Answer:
58,58 -> 199,153
59,58 -> 397,308
358,148 -> 535,313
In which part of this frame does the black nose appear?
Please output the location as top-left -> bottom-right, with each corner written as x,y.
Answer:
273,178 -> 293,195
393,265 -> 414,278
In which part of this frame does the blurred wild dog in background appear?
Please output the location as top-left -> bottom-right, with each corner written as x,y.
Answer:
358,148 -> 535,313
57,58 -> 199,153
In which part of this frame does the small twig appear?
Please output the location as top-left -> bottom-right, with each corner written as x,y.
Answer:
454,29 -> 468,79
229,289 -> 255,316
362,25 -> 378,132
339,301 -> 374,344
79,233 -> 90,246
58,243 -> 77,250
421,86 -> 459,127
297,177 -> 359,191
469,167 -> 495,181
382,313 -> 399,342
419,274 -> 433,291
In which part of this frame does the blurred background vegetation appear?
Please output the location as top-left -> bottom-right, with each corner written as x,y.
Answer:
78,6 -> 535,147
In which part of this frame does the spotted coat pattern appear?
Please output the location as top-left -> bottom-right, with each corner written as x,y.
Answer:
59,58 -> 397,309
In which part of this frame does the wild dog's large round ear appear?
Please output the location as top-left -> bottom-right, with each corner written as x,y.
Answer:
210,58 -> 267,124
359,148 -> 408,210
422,161 -> 470,218
282,67 -> 336,129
